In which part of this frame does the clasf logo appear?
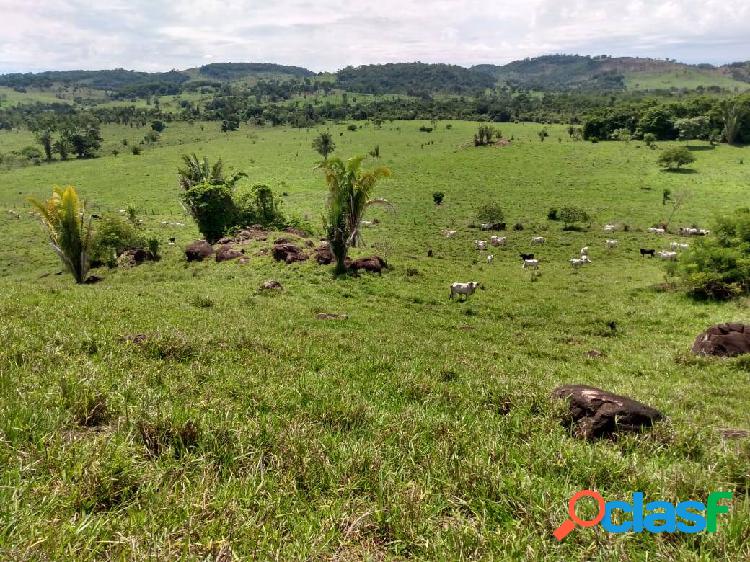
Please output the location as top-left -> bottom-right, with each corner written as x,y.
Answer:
554,490 -> 733,540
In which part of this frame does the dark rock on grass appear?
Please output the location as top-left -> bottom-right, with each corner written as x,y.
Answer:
84,275 -> 104,284
274,237 -> 297,245
216,236 -> 236,245
117,248 -> 151,268
316,312 -> 348,320
122,333 -> 148,345
185,240 -> 214,262
692,323 -> 750,357
552,384 -> 663,440
313,243 -> 334,265
585,349 -> 605,358
236,228 -> 267,242
215,245 -> 244,263
284,226 -> 310,238
272,243 -> 307,264
349,256 -> 388,274
261,280 -> 283,291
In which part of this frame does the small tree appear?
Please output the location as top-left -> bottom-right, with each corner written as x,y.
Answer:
643,133 -> 657,149
558,206 -> 590,230
475,202 -> 505,225
312,132 -> 335,161
675,116 -> 709,144
538,129 -> 549,142
181,181 -> 239,244
474,125 -> 499,146
432,191 -> 445,206
319,156 -> 391,275
657,146 -> 695,170
177,154 -> 245,191
719,99 -> 744,145
151,120 -> 166,133
28,186 -> 93,283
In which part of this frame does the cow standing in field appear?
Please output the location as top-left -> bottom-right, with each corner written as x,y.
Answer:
450,281 -> 480,301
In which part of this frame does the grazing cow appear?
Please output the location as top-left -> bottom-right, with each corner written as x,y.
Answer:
487,254 -> 494,264
474,240 -> 487,250
490,236 -> 507,246
569,256 -> 591,269
361,220 -> 374,227
522,259 -> 539,269
531,236 -> 545,245
604,224 -> 616,232
670,242 -> 689,251
605,239 -> 618,248
640,248 -> 656,258
519,253 -> 535,261
168,237 -> 176,245
698,229 -> 710,236
580,246 -> 589,257
450,281 -> 479,300
657,250 -> 678,261
648,227 -> 666,234
444,230 -> 457,238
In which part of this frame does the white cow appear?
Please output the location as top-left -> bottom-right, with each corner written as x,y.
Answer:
580,246 -> 589,257
648,227 -> 666,234
569,256 -> 591,269
657,250 -> 678,260
490,236 -> 507,246
450,281 -> 480,300
531,236 -> 545,245
487,254 -> 494,264
474,240 -> 487,250
670,242 -> 689,251
604,224 -> 617,232
605,239 -> 618,248
444,230 -> 457,238
698,229 -> 710,236
522,259 -> 539,269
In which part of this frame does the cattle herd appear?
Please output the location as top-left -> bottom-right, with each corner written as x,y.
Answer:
449,222 -> 710,300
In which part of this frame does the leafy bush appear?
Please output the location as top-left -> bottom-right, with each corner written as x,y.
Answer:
474,125 -> 498,146
658,146 -> 695,170
235,184 -> 286,228
432,191 -> 445,205
559,206 -> 590,229
151,120 -> 166,133
643,133 -> 657,148
547,208 -> 559,220
671,209 -> 750,300
91,215 -> 146,266
182,181 -> 238,243
347,124 -> 357,131
475,202 -> 505,224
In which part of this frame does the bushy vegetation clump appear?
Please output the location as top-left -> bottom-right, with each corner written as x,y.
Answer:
670,209 -> 750,299
90,215 -> 147,267
658,146 -> 696,170
475,202 -> 505,224
558,206 -> 590,230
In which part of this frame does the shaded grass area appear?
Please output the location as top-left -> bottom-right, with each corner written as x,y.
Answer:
0,121 -> 749,559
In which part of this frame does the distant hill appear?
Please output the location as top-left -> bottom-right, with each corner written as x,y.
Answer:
474,54 -> 750,92
336,63 -> 496,95
1,55 -> 749,101
191,62 -> 315,81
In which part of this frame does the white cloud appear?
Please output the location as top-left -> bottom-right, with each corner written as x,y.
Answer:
0,0 -> 748,72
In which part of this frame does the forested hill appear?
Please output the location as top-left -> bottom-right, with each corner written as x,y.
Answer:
2,55 -> 750,98
336,63 -> 496,95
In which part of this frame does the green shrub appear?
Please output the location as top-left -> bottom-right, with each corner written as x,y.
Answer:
91,215 -> 146,266
235,184 -> 286,228
475,202 -> 505,224
558,206 -> 590,229
658,146 -> 695,170
432,191 -> 445,205
547,208 -> 559,220
181,181 -> 238,244
672,209 -> 750,300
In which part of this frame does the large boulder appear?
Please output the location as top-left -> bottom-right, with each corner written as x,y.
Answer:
272,243 -> 307,264
691,323 -> 750,357
313,243 -> 334,265
117,248 -> 150,268
349,256 -> 388,274
215,245 -> 244,263
185,241 -> 214,262
552,385 -> 664,440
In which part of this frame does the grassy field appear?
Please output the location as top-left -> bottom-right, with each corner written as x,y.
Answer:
624,69 -> 750,92
0,121 -> 749,560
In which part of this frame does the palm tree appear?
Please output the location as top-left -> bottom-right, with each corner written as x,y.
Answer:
319,156 -> 392,275
28,185 -> 93,283
177,153 -> 245,190
720,100 -> 744,145
312,132 -> 336,161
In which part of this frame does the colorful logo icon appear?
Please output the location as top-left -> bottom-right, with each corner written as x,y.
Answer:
554,490 -> 732,540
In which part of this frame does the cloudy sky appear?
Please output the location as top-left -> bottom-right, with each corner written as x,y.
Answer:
1,0 -> 749,73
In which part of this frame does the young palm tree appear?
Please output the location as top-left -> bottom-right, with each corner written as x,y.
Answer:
319,156 -> 391,275
177,153 -> 245,190
312,132 -> 335,161
28,185 -> 93,283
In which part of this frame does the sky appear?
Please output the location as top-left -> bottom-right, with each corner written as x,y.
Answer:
1,0 -> 749,73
